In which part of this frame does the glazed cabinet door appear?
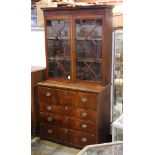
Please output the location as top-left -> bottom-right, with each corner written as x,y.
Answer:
46,17 -> 71,80
75,17 -> 104,83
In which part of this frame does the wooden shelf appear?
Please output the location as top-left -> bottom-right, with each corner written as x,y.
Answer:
48,56 -> 70,61
76,37 -> 102,41
48,56 -> 102,63
76,57 -> 102,63
48,37 -> 69,40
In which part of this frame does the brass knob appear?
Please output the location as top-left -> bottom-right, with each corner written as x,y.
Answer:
81,138 -> 87,143
47,106 -> 52,111
46,92 -> 51,97
48,129 -> 53,134
81,124 -> 87,128
65,106 -> 68,110
81,98 -> 87,103
47,117 -> 53,122
65,129 -> 68,133
81,112 -> 87,118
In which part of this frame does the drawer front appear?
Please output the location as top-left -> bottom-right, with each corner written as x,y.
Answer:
39,87 -> 98,111
40,113 -> 66,128
69,108 -> 97,123
39,87 -> 74,106
40,124 -> 97,147
40,102 -> 52,113
55,91 -> 98,110
67,118 -> 97,135
68,130 -> 97,147
40,102 -> 64,114
39,87 -> 56,104
74,92 -> 97,111
54,89 -> 74,105
40,123 -> 68,142
40,113 -> 97,135
40,104 -> 97,123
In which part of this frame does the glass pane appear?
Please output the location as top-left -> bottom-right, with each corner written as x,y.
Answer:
78,142 -> 123,155
75,19 -> 103,82
46,19 -> 71,79
112,29 -> 123,121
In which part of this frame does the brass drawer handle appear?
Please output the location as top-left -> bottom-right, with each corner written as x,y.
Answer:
81,138 -> 87,143
81,112 -> 87,118
48,129 -> 53,134
65,129 -> 68,133
47,117 -> 53,122
65,106 -> 68,110
47,106 -> 52,111
81,124 -> 87,128
46,92 -> 51,97
81,98 -> 87,103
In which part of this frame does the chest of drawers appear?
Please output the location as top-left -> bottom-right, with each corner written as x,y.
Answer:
38,80 -> 111,149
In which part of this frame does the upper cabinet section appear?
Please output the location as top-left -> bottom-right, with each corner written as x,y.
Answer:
42,5 -> 113,86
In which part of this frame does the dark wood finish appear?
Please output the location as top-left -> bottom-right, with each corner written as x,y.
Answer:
67,118 -> 97,135
40,123 -> 97,148
38,5 -> 113,149
68,129 -> 97,147
38,81 -> 111,148
31,66 -> 46,136
40,123 -> 65,141
38,80 -> 108,93
40,103 -> 97,122
40,112 -> 96,135
42,5 -> 113,85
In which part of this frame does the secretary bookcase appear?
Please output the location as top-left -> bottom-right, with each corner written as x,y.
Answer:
38,5 -> 113,149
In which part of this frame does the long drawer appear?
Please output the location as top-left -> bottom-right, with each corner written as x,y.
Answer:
40,113 -> 97,135
40,103 -> 97,123
39,86 -> 97,111
40,123 -> 97,147
40,123 -> 68,142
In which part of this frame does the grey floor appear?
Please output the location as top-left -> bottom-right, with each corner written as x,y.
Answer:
31,139 -> 80,155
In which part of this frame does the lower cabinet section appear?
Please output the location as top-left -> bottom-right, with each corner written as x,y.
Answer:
40,123 -> 97,148
38,81 -> 111,149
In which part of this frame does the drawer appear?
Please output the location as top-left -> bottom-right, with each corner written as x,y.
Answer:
40,113 -> 66,128
39,87 -> 97,111
39,87 -> 74,106
74,92 -> 97,111
68,130 -> 97,147
67,108 -> 97,123
54,90 -> 97,110
40,113 -> 97,135
40,123 -> 68,142
40,102 -> 64,114
40,124 -> 97,147
67,118 -> 97,135
40,104 -> 97,123
40,102 -> 52,113
54,89 -> 74,105
39,87 -> 56,104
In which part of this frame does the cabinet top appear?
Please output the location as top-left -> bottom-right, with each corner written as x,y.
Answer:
41,5 -> 113,12
31,66 -> 46,73
37,80 -> 110,93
